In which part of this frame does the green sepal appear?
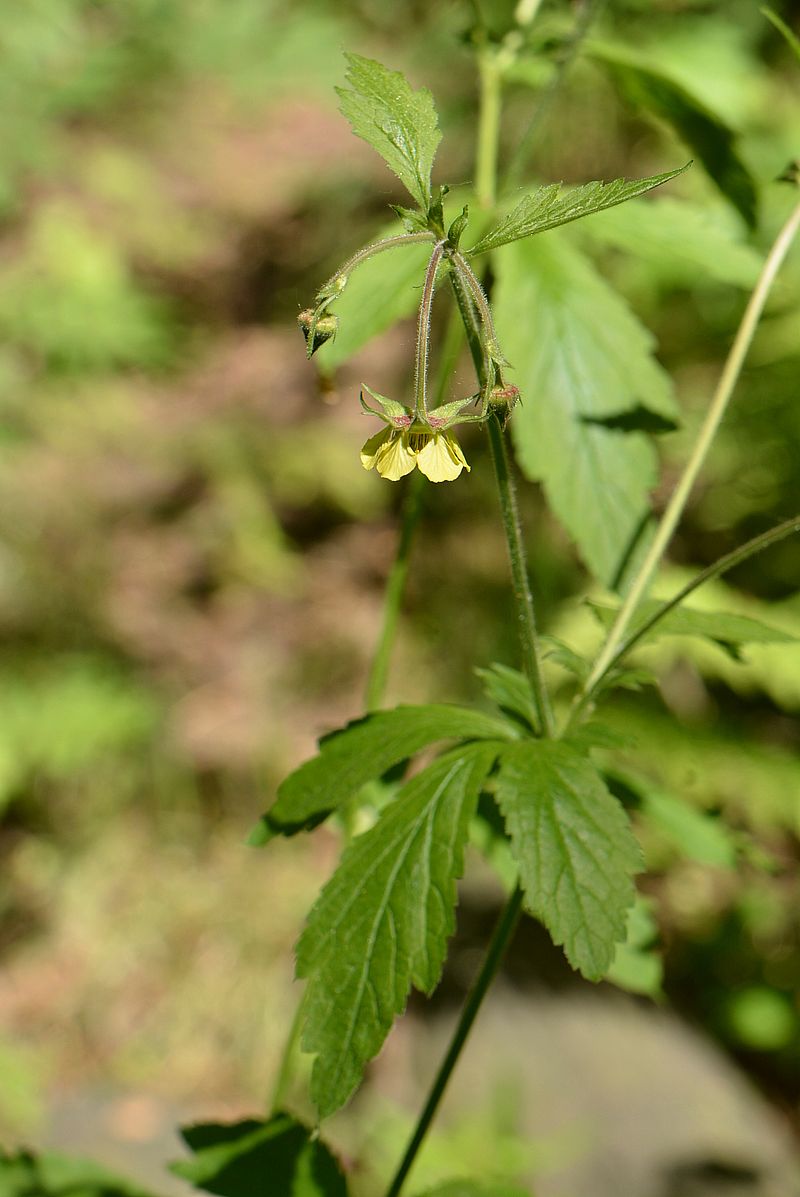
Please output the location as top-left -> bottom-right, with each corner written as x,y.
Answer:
447,204 -> 470,249
360,384 -> 412,425
426,395 -> 480,428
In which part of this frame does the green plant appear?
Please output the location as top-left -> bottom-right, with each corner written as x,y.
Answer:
3,3 -> 800,1195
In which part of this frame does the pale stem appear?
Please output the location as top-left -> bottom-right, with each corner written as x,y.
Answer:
317,232 -> 435,302
580,196 -> 800,704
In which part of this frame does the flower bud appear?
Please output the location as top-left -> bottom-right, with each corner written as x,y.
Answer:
489,383 -> 521,419
297,309 -> 339,355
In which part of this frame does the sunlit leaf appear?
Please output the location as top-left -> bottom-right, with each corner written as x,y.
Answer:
297,742 -> 501,1117
494,740 -> 642,979
591,44 -> 757,227
467,165 -> 688,255
581,197 -> 762,288
493,232 -> 675,587
337,54 -> 441,211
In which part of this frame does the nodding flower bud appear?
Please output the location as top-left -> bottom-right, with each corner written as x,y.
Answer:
489,383 -> 521,420
297,309 -> 339,355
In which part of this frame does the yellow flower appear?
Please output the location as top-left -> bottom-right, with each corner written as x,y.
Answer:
360,427 -> 470,483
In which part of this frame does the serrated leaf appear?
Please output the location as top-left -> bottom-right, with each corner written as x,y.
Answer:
0,1149 -> 159,1196
336,54 -> 441,211
316,231 -> 432,370
591,45 -> 757,227
297,742 -> 501,1117
588,599 -> 797,651
172,1114 -> 347,1197
467,165 -> 688,256
581,197 -> 762,288
494,740 -> 642,979
260,705 -> 515,838
493,232 -> 673,587
476,663 -> 537,732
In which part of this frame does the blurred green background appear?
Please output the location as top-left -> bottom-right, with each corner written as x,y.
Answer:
1,0 -> 800,1192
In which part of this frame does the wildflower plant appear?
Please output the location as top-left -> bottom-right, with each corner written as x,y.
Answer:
248,40 -> 800,1197
3,7 -> 800,1197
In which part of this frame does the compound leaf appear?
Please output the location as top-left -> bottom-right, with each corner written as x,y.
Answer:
467,164 -> 687,255
258,705 -> 514,839
173,1114 -> 347,1197
297,742 -> 501,1118
337,54 -> 441,211
493,232 -> 674,587
592,45 -> 757,227
494,740 -> 642,980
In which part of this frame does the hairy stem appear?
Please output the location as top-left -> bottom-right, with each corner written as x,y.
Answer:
415,241 -> 447,418
317,232 -> 435,301
384,886 -> 524,1197
580,196 -> 800,706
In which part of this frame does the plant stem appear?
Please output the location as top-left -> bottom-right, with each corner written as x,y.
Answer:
580,195 -> 800,706
270,990 -> 306,1112
476,51 -> 502,208
487,414 -> 555,737
317,232 -> 434,299
384,886 -> 525,1197
364,472 -> 426,711
597,513 -> 800,678
415,241 -> 446,418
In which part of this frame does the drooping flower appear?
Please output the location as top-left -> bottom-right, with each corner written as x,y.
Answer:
358,385 -> 474,483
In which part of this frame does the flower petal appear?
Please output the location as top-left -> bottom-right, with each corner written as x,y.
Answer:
416,433 -> 470,482
375,432 -> 418,481
360,429 -> 391,471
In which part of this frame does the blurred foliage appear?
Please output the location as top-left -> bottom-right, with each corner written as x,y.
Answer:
0,0 -> 799,1178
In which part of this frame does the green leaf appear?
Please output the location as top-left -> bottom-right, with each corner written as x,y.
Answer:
493,740 -> 642,979
466,165 -> 688,255
641,788 -> 737,869
172,1114 -> 347,1197
493,232 -> 674,587
476,663 -> 537,732
336,54 -> 441,211
297,742 -> 501,1118
259,705 -> 515,839
591,45 -> 757,227
0,1149 -> 160,1196
580,197 -> 762,289
605,896 -> 663,997
316,232 -> 432,370
588,599 -> 797,653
